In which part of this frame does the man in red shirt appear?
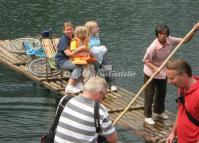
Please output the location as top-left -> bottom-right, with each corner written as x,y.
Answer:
166,59 -> 199,143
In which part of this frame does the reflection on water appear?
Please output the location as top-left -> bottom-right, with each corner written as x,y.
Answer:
0,0 -> 199,142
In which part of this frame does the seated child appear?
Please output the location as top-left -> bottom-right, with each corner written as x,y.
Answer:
70,26 -> 95,65
85,21 -> 117,92
70,26 -> 96,83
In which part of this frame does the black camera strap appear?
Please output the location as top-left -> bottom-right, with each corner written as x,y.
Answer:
94,102 -> 101,133
94,102 -> 106,143
49,95 -> 74,134
178,94 -> 199,127
182,103 -> 199,126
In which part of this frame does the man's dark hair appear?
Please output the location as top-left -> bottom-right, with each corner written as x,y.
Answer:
155,25 -> 170,37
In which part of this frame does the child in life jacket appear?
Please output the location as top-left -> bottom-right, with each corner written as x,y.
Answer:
69,26 -> 96,83
70,26 -> 96,65
85,21 -> 117,92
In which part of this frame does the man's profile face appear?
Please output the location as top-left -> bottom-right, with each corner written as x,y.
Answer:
166,69 -> 184,88
96,90 -> 107,102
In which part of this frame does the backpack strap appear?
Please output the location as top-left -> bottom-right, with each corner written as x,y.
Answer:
183,103 -> 199,126
94,102 -> 107,143
49,95 -> 74,133
94,102 -> 101,133
178,95 -> 199,127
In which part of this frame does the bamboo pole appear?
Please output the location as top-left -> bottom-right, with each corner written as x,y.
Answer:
113,27 -> 196,125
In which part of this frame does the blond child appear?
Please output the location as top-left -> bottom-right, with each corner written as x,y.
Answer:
69,26 -> 96,83
70,26 -> 95,65
85,21 -> 117,91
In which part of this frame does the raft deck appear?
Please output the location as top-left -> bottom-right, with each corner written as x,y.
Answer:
0,39 -> 175,143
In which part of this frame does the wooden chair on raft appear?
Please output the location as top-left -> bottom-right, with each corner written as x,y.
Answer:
28,36 -> 69,87
42,37 -> 60,78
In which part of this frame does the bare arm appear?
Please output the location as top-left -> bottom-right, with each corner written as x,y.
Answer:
64,46 -> 90,57
166,113 -> 178,143
105,132 -> 118,143
144,60 -> 159,73
64,49 -> 74,57
73,45 -> 90,54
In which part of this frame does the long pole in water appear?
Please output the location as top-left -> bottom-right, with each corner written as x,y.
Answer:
113,27 -> 196,125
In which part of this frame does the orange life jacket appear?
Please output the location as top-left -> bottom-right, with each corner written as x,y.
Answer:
70,38 -> 96,65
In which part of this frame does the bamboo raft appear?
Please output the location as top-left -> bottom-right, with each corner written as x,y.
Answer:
0,38 -> 175,143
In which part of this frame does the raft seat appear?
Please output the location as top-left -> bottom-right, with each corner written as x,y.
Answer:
41,37 -> 67,86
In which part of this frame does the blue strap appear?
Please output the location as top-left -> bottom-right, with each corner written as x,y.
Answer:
23,41 -> 35,56
35,48 -> 46,58
23,40 -> 45,58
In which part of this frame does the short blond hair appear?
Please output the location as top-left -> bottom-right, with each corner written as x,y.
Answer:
74,26 -> 88,39
83,76 -> 109,93
166,59 -> 192,77
85,21 -> 98,35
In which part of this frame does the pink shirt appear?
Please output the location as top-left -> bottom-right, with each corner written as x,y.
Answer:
143,36 -> 182,79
